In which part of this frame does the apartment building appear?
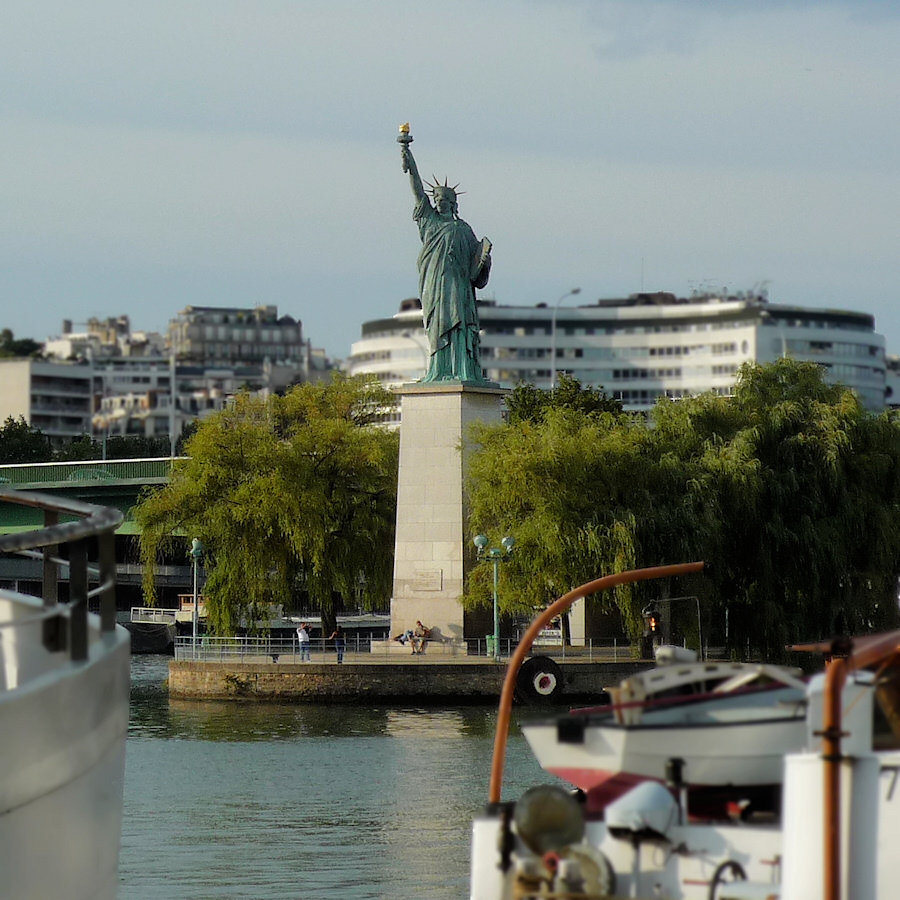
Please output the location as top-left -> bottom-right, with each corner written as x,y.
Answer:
44,315 -> 166,361
0,358 -> 94,446
90,358 -> 310,441
347,292 -> 886,415
34,305 -> 330,442
167,305 -> 310,371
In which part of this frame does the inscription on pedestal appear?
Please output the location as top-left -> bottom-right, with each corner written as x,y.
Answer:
411,569 -> 443,592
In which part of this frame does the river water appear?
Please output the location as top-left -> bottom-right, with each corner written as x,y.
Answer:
119,655 -> 556,900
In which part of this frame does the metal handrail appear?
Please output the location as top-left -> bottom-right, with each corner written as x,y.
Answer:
0,487 -> 122,660
174,634 -> 383,661
0,488 -> 123,552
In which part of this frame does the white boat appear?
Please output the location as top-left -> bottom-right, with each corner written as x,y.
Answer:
0,488 -> 129,900
471,562 -> 900,900
521,651 -> 818,816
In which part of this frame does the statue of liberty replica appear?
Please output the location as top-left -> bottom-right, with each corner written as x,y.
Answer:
389,125 -> 505,648
398,124 -> 492,383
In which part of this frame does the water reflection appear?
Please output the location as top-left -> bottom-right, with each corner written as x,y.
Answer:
130,655 -> 512,743
121,656 -> 558,900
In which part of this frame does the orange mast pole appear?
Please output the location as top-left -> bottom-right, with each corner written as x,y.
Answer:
488,561 -> 705,804
792,629 -> 900,900
822,656 -> 847,900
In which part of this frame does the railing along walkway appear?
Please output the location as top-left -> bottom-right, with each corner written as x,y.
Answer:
174,635 -> 631,663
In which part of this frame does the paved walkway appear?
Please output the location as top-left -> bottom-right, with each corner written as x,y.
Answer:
176,651 -> 639,666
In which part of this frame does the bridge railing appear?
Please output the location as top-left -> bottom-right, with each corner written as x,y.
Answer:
0,457 -> 183,488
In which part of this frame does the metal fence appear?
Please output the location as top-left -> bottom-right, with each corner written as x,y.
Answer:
174,634 -> 379,662
174,634 -> 631,662
0,457 -> 177,488
0,487 -> 122,661
467,637 -> 628,661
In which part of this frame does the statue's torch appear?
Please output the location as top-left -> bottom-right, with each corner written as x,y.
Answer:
397,123 -> 413,172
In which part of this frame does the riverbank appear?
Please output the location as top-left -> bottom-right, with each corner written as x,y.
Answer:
168,657 -> 649,702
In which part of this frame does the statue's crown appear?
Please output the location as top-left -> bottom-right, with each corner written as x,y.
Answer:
426,176 -> 464,200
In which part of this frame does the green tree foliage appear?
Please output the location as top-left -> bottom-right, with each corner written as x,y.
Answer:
102,435 -> 172,459
0,416 -> 53,463
56,434 -> 175,461
0,329 -> 42,358
54,435 -> 102,461
175,421 -> 198,455
466,407 -> 708,639
653,359 -> 900,655
54,433 -> 187,461
466,359 -> 900,657
506,373 -> 623,424
135,376 -> 399,635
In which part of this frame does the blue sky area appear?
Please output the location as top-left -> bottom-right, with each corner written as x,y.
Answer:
1,1 -> 897,360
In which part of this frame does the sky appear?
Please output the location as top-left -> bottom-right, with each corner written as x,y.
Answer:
1,0 -> 898,361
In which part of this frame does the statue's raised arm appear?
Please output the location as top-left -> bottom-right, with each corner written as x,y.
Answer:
397,123 -> 425,202
396,124 -> 491,385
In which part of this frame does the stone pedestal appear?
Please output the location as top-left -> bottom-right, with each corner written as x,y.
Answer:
391,382 -> 507,642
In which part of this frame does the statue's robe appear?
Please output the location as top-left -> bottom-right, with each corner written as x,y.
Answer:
414,197 -> 489,383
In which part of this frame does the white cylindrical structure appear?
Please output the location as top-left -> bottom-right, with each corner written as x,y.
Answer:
781,753 -> 879,900
469,816 -> 509,900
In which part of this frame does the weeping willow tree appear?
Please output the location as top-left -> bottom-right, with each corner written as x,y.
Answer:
465,360 -> 900,657
135,376 -> 399,635
465,400 -> 712,640
654,359 -> 900,656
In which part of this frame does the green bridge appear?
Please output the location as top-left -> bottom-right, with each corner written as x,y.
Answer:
0,458 -> 175,535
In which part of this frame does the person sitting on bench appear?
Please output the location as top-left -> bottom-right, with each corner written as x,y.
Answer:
411,620 -> 431,655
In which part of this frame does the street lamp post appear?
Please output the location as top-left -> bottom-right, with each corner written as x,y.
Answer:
399,330 -> 430,379
169,350 -> 178,458
550,288 -> 582,390
759,310 -> 787,359
474,534 -> 515,662
190,538 -> 203,657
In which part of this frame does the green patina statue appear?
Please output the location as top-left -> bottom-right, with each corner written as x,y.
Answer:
398,124 -> 492,384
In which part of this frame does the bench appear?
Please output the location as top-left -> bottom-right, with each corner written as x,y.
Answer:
369,638 -> 466,658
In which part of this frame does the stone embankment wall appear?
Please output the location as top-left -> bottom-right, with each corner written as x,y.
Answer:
168,660 -> 648,701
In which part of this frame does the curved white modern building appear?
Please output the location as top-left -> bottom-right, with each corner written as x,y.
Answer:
347,292 -> 886,414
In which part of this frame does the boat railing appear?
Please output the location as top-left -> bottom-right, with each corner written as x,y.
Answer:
0,487 -> 123,678
130,606 -> 178,625
569,678 -> 807,718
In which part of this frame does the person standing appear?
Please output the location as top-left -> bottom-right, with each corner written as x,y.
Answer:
296,623 -> 311,662
328,625 -> 346,664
